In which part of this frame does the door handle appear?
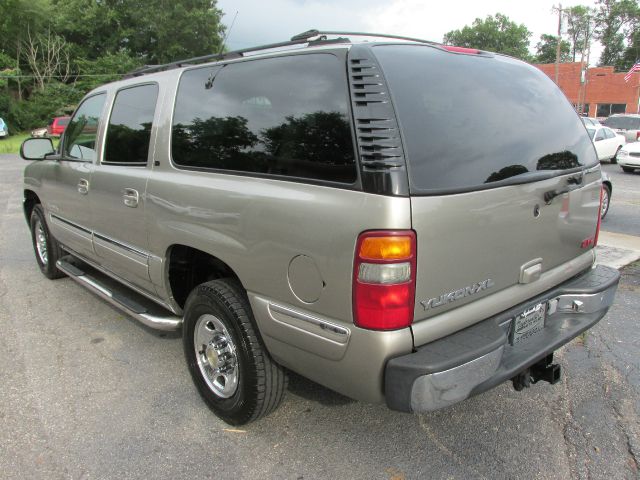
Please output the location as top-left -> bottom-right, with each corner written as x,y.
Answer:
77,178 -> 90,195
123,188 -> 139,208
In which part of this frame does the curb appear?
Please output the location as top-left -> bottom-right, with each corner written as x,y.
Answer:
596,231 -> 640,270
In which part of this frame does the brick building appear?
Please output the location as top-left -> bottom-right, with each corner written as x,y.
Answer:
536,62 -> 640,118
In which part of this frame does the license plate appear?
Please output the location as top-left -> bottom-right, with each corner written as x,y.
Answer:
511,302 -> 546,345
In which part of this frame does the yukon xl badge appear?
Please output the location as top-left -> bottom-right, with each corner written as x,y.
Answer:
420,279 -> 495,311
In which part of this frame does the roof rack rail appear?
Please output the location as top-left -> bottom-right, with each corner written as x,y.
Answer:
290,29 -> 440,46
121,29 -> 440,80
122,34 -> 347,79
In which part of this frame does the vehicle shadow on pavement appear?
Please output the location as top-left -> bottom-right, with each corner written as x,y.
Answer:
286,370 -> 355,406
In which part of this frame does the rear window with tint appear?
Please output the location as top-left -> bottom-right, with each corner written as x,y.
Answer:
603,116 -> 640,130
58,118 -> 69,126
373,45 -> 596,194
172,53 -> 356,184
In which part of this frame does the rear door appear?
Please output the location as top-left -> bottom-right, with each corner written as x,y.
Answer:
373,45 -> 602,322
89,83 -> 159,294
593,128 -> 609,159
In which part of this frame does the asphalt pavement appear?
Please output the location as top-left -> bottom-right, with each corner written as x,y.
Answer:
600,163 -> 640,237
1,153 -> 639,479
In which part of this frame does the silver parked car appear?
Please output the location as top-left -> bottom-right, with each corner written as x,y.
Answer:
19,30 -> 620,425
602,114 -> 640,143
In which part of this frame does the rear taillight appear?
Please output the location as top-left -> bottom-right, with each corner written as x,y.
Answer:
594,186 -> 603,246
636,131 -> 640,140
353,230 -> 417,330
581,186 -> 603,249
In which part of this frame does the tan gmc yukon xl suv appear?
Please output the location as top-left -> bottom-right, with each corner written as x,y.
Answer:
20,30 -> 620,425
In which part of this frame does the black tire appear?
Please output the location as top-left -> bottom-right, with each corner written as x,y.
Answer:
622,166 -> 635,173
601,185 -> 611,220
611,146 -> 621,164
29,204 -> 65,279
183,279 -> 287,425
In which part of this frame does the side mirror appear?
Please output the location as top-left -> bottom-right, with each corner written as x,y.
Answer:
20,137 -> 55,160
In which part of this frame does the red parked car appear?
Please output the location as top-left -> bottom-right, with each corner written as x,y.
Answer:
47,116 -> 70,137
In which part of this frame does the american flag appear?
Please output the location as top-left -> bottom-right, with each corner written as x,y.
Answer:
624,61 -> 640,82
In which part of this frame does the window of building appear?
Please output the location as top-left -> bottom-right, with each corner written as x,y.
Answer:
63,93 -> 106,162
172,54 -> 356,184
596,103 -> 626,117
104,83 -> 159,165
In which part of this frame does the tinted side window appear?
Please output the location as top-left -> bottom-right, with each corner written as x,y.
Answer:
172,54 -> 356,183
104,84 -> 159,165
63,94 -> 106,162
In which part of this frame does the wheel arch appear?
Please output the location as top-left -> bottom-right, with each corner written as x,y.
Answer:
165,244 -> 242,310
23,190 -> 41,223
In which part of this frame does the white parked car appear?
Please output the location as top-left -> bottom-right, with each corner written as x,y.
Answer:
616,141 -> 640,173
581,117 -> 601,128
587,126 -> 626,163
30,127 -> 48,138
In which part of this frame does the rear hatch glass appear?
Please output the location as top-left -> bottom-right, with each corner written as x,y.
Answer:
373,45 -> 597,194
603,116 -> 640,130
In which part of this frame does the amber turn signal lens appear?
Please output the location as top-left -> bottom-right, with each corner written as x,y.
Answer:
359,236 -> 412,260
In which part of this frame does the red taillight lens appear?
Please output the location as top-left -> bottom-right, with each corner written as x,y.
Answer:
636,131 -> 640,140
582,186 -> 604,249
594,186 -> 603,246
353,230 -> 416,330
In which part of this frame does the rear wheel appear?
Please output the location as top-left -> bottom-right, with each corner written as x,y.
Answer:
601,185 -> 611,219
183,279 -> 287,425
29,204 -> 65,279
622,166 -> 635,173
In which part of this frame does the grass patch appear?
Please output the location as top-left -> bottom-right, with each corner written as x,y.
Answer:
0,133 -> 60,155
0,133 -> 30,154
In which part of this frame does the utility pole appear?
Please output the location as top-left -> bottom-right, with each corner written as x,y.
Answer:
578,20 -> 590,115
554,4 -> 563,85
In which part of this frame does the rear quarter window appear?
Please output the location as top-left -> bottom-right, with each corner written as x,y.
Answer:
171,53 -> 357,184
373,45 -> 597,194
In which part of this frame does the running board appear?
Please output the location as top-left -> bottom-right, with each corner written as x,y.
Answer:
56,256 -> 182,331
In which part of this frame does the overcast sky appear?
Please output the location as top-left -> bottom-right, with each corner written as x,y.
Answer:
217,0 -> 603,64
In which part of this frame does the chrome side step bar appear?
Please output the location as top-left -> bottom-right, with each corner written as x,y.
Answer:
56,257 -> 182,331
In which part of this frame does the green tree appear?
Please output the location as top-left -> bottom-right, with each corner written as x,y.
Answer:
0,0 -> 51,100
443,13 -> 532,60
566,5 -> 594,62
595,0 -> 639,66
620,27 -> 640,71
534,34 -> 571,63
51,0 -> 225,64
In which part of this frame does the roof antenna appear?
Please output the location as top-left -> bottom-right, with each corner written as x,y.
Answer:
218,11 -> 239,54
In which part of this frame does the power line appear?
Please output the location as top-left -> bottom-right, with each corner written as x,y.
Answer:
0,73 -> 128,78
